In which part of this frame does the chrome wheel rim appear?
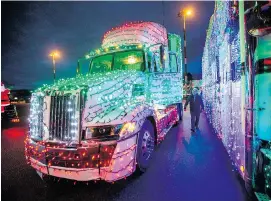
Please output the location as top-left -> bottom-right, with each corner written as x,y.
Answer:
141,131 -> 154,160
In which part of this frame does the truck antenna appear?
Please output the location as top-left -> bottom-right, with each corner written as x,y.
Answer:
162,0 -> 166,44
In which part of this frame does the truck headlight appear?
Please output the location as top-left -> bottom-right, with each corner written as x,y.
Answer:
85,123 -> 137,140
85,125 -> 122,140
119,122 -> 137,138
85,127 -> 95,139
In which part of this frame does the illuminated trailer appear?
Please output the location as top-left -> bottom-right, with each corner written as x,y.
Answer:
25,22 -> 184,182
202,1 -> 271,200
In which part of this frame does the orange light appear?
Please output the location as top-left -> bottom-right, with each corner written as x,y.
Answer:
186,10 -> 192,16
49,50 -> 61,58
240,165 -> 245,173
11,118 -> 20,123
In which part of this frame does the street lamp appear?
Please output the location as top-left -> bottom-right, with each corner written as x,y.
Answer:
49,51 -> 60,82
178,8 -> 192,75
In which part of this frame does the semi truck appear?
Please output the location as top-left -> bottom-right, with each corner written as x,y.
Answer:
202,1 -> 271,200
25,22 -> 184,182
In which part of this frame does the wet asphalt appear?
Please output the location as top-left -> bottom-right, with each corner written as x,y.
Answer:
1,104 -> 249,201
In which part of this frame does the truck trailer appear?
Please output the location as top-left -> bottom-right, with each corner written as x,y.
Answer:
25,21 -> 184,182
202,1 -> 271,200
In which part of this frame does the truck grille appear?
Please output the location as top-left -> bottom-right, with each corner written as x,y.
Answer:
49,94 -> 79,141
29,96 -> 44,140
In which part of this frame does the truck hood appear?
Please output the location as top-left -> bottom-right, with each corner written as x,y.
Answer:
35,70 -> 149,127
36,70 -> 144,93
82,70 -> 148,127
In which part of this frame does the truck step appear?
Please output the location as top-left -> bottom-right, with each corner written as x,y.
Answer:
255,192 -> 271,201
158,124 -> 173,141
260,148 -> 271,160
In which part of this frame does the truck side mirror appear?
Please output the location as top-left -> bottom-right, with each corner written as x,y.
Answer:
76,60 -> 81,76
246,2 -> 271,37
160,45 -> 165,66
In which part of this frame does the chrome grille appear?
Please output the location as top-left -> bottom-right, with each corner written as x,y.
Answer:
29,95 -> 44,140
49,94 -> 79,141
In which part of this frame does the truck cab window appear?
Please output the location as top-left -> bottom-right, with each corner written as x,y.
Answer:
153,54 -> 164,73
169,53 -> 178,73
89,54 -> 113,73
113,50 -> 144,71
89,50 -> 145,73
153,57 -> 158,72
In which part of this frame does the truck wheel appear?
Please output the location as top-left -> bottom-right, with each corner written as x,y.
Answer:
254,151 -> 266,192
136,120 -> 155,172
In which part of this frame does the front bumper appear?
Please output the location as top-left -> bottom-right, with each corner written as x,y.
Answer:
25,134 -> 138,182
30,157 -> 100,181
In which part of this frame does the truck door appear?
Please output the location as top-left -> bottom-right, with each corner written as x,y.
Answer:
254,57 -> 271,141
148,52 -> 182,106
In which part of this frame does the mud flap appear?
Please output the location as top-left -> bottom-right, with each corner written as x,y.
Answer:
36,170 -> 43,180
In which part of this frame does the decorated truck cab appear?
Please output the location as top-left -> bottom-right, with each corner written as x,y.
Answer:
25,22 -> 183,182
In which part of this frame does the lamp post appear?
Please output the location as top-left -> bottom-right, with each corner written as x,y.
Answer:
178,9 -> 192,76
49,51 -> 60,83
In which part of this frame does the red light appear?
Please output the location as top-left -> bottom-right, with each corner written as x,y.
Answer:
264,58 -> 271,66
2,127 -> 26,139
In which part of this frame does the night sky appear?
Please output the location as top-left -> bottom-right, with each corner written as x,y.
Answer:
2,1 -> 214,89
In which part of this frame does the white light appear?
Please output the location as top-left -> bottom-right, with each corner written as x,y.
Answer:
127,56 -> 137,64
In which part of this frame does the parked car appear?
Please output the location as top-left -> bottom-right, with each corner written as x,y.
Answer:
9,89 -> 31,104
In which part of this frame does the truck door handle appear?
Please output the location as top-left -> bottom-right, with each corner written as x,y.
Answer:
245,107 -> 256,111
245,107 -> 265,111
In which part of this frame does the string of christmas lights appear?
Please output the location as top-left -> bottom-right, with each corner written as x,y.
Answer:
102,22 -> 168,48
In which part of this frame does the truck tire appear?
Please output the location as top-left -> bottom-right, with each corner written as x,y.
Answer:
136,120 -> 155,172
254,150 -> 266,192
246,150 -> 266,199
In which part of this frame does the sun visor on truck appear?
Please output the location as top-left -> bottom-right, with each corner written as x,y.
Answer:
102,22 -> 168,48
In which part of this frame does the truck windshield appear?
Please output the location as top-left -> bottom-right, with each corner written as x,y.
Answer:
89,50 -> 144,73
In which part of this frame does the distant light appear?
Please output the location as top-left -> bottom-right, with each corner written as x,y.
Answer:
186,10 -> 192,16
49,50 -> 61,58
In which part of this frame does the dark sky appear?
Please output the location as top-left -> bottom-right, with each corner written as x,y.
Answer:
2,1 -> 214,89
